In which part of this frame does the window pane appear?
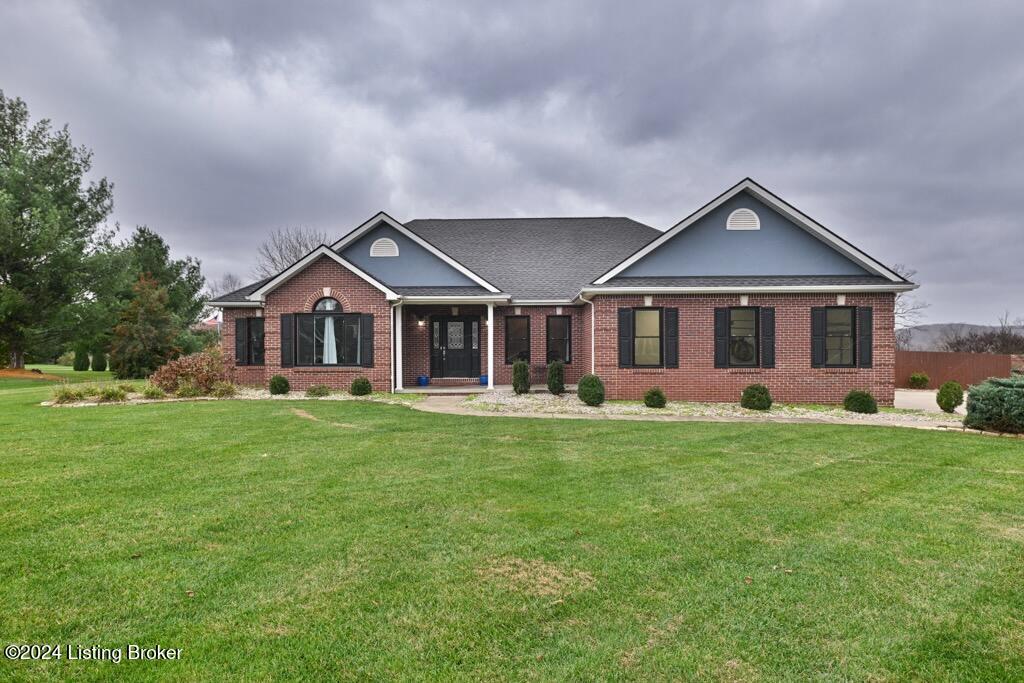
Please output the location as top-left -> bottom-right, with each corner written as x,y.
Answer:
729,336 -> 757,365
341,316 -> 360,364
472,321 -> 478,350
432,321 -> 440,349
635,310 -> 660,336
447,321 -> 465,350
728,308 -> 758,366
505,317 -> 529,363
315,297 -> 339,311
729,308 -> 756,336
547,317 -> 570,363
249,318 -> 265,365
634,337 -> 661,366
297,315 -> 315,365
826,308 -> 852,334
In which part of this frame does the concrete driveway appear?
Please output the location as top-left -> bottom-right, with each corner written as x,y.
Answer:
895,389 -> 966,415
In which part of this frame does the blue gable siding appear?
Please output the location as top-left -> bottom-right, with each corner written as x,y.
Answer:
340,223 -> 477,286
620,191 -> 872,277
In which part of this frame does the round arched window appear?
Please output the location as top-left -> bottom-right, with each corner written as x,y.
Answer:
314,297 -> 340,311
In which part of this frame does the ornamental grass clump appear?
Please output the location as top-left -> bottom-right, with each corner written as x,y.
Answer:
52,385 -> 85,404
844,390 -> 878,414
97,385 -> 128,402
644,387 -> 667,408
936,381 -> 964,414
964,376 -> 1024,433
512,360 -> 531,395
306,384 -> 332,398
577,374 -> 605,406
150,349 -> 231,394
740,384 -> 773,411
350,377 -> 372,396
175,380 -> 203,398
141,384 -> 166,400
210,381 -> 237,398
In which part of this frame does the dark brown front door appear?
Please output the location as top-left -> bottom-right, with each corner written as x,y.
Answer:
430,316 -> 480,378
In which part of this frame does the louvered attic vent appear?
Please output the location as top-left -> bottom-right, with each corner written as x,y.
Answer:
370,237 -> 399,257
726,208 -> 760,230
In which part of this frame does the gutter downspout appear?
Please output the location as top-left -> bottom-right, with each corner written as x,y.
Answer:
580,292 -> 596,375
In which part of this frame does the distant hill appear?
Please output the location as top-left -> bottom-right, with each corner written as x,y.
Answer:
900,323 -> 1024,351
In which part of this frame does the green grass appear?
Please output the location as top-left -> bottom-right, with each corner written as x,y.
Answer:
0,364 -> 114,390
1,384 -> 1023,680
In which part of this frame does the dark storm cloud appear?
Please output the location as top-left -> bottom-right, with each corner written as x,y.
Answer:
2,0 -> 1022,322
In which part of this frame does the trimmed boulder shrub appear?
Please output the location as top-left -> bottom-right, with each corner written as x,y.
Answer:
908,372 -> 930,389
844,390 -> 878,414
73,343 -> 90,371
512,360 -> 531,395
150,349 -> 231,394
740,384 -> 773,411
644,387 -> 667,408
577,374 -> 605,406
269,375 -> 290,395
306,384 -> 332,398
547,361 -> 565,396
936,381 -> 964,414
964,376 -> 1024,433
350,376 -> 372,396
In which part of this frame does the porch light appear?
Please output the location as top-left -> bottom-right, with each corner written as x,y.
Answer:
417,318 -> 425,327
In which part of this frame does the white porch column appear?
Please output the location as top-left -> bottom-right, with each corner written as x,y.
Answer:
487,303 -> 494,389
395,303 -> 404,391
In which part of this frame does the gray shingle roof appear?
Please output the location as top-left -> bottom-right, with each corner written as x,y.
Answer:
208,276 -> 273,304
594,275 -> 897,288
403,217 -> 660,299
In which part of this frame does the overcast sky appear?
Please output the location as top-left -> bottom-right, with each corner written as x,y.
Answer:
2,1 -> 1022,324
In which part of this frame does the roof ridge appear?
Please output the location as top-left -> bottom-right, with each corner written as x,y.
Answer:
406,216 -> 643,222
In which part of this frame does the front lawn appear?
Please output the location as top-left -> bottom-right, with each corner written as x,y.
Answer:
1,384 -> 1022,680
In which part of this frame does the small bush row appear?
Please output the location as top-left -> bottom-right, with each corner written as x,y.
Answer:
268,375 -> 373,396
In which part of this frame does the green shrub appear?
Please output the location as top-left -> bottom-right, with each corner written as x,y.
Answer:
512,360 -> 531,395
175,380 -> 203,398
210,381 -> 237,398
56,351 -> 75,366
97,386 -> 128,402
908,372 -> 930,389
964,376 -> 1024,433
72,342 -> 90,371
52,385 -> 85,404
350,377 -> 372,396
740,384 -> 773,411
843,390 -> 878,414
546,361 -> 565,395
306,384 -> 332,398
577,374 -> 605,406
141,384 -> 166,400
269,375 -> 290,395
936,381 -> 964,414
644,387 -> 667,408
90,345 -> 107,372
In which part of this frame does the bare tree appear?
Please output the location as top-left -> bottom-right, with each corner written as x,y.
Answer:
891,263 -> 929,349
253,226 -> 329,279
941,313 -> 1024,354
206,272 -> 244,299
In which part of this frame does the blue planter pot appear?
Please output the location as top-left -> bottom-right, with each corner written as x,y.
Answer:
417,375 -> 430,387
479,374 -> 488,386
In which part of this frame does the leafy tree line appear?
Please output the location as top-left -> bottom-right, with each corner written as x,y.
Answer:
0,91 -> 209,375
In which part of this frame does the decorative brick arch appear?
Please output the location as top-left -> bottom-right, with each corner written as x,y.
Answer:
301,286 -> 353,312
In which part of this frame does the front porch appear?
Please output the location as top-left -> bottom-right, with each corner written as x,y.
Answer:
393,301 -> 498,392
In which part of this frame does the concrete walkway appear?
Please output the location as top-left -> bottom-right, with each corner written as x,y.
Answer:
894,389 -> 967,415
411,395 -> 986,434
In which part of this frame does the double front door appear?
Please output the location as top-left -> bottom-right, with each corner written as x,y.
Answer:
430,316 -> 481,378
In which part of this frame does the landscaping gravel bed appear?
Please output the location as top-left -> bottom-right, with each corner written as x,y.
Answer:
465,390 -> 965,428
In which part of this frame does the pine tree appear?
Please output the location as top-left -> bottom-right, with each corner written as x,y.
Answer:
108,276 -> 179,379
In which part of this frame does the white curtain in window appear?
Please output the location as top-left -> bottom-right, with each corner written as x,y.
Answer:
322,317 -> 337,364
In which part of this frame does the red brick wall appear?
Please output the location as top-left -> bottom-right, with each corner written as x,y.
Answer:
221,256 -> 393,391
591,292 -> 896,405
492,306 -> 589,385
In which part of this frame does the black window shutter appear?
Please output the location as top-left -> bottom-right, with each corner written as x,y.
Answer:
664,308 -> 679,368
810,308 -> 826,368
760,307 -> 775,369
617,308 -> 633,367
360,313 -> 374,367
280,314 -> 294,368
714,308 -> 728,368
235,318 -> 248,366
857,307 -> 873,368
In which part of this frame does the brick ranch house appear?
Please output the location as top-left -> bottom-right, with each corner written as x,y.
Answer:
210,179 -> 917,404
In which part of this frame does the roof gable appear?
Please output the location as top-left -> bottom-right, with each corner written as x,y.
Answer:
247,246 -> 398,301
339,222 -> 479,287
596,179 -> 906,284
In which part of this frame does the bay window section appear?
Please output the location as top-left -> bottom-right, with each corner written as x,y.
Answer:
296,313 -> 361,366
